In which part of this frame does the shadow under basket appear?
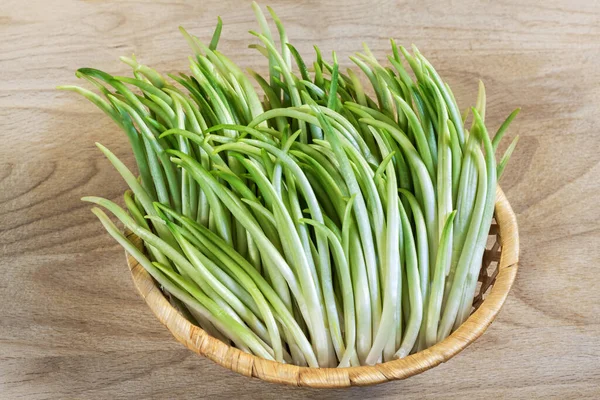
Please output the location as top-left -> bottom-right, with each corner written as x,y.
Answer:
125,186 -> 519,388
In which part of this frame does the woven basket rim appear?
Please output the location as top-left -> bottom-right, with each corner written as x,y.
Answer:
125,185 -> 519,388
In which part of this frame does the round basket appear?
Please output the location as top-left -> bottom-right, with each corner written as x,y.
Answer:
125,186 -> 519,388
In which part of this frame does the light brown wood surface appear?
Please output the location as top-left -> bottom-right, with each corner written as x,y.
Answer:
1,0 -> 599,398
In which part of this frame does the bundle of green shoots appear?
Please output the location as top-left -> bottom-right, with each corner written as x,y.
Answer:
62,3 -> 519,367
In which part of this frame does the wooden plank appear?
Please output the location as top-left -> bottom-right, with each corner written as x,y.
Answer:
1,0 -> 599,398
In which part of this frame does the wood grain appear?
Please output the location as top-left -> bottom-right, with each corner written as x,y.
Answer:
1,0 -> 599,398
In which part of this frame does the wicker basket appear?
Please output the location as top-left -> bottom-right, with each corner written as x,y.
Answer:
125,186 -> 519,388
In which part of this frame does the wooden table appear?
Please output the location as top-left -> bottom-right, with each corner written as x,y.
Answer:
1,0 -> 599,398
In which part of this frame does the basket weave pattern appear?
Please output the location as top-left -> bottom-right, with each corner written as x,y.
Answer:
125,186 -> 519,388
